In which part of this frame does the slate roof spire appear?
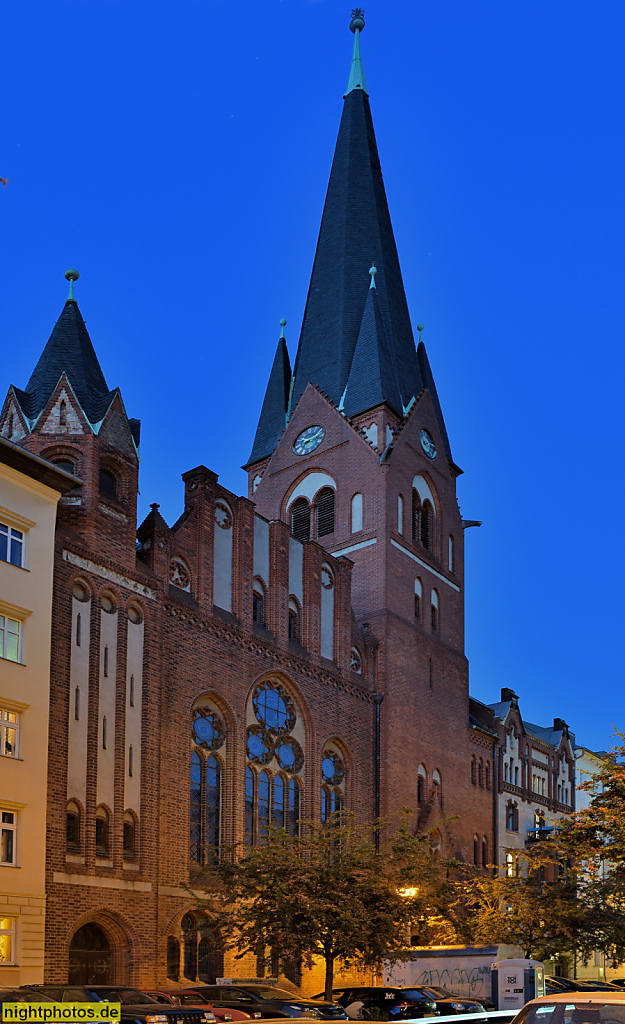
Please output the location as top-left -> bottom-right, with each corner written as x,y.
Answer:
287,13 -> 423,423
19,270 -> 113,425
248,319 -> 293,465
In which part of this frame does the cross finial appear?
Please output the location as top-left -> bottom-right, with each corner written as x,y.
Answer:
350,8 -> 365,32
64,268 -> 79,303
279,318 -> 287,339
369,264 -> 377,289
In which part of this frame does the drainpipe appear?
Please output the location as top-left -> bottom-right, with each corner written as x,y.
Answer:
373,693 -> 384,851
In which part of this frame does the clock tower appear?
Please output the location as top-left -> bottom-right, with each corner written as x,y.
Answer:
245,13 -> 483,857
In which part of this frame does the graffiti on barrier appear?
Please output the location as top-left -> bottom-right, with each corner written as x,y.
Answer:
386,964 -> 492,1000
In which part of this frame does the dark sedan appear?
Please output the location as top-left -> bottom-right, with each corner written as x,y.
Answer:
312,987 -> 440,1020
178,986 -> 346,1021
416,987 -> 493,1014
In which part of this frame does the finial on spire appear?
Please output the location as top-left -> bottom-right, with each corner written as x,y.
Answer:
369,264 -> 377,289
417,322 -> 424,342
345,8 -> 369,96
350,7 -> 365,32
64,268 -> 79,303
279,318 -> 287,339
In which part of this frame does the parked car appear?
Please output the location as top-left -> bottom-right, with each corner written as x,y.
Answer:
178,986 -> 346,1020
142,988 -> 255,1021
545,978 -> 623,994
312,987 -> 440,1020
417,986 -> 494,1014
24,985 -> 217,1024
509,989 -> 625,1024
1,989 -> 60,1007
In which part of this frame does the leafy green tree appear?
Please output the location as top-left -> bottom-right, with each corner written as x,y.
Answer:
197,814 -> 449,1001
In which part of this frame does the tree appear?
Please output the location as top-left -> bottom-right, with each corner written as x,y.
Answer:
197,813 -> 450,1001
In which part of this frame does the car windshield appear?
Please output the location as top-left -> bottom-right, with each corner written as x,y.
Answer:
87,989 -> 159,1005
515,1003 -> 625,1024
396,991 -> 429,1003
421,988 -> 450,998
244,988 -> 306,1001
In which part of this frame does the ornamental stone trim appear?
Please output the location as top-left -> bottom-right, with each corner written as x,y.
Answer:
63,550 -> 157,600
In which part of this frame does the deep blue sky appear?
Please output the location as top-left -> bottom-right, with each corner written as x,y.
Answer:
2,1 -> 624,751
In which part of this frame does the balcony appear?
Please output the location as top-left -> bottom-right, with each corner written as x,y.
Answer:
526,826 -> 555,844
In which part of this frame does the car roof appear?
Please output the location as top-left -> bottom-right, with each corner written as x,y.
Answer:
528,994 -> 625,1004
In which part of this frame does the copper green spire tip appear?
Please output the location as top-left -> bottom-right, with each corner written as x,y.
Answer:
369,264 -> 377,289
345,8 -> 368,96
279,318 -> 287,339
64,268 -> 79,303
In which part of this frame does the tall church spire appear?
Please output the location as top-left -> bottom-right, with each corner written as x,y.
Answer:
249,13 -> 454,466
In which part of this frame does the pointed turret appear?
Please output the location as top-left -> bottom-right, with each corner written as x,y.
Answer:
247,320 -> 293,465
341,266 -> 401,417
21,270 -> 112,425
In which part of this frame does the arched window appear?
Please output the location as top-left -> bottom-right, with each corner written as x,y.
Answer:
351,493 -> 363,533
95,806 -> 110,858
166,937 -> 180,982
76,613 -> 81,646
182,914 -> 197,980
414,578 -> 422,620
421,500 -> 433,549
397,495 -> 404,535
448,535 -> 454,572
321,746 -> 346,822
482,839 -> 487,868
123,811 -> 137,861
411,490 -> 420,542
316,487 -> 335,537
53,459 -> 76,474
288,598 -> 299,641
431,589 -> 439,632
66,801 -> 81,852
246,679 -> 304,845
471,756 -> 476,785
417,764 -> 426,804
432,769 -> 441,802
252,579 -> 265,625
198,931 -> 224,983
485,761 -> 491,790
350,648 -> 362,673
478,759 -> 484,787
59,400 -> 67,426
99,468 -> 116,498
473,836 -> 479,866
190,702 -> 225,865
291,498 -> 311,541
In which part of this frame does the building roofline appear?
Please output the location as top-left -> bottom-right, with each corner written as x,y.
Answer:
0,436 -> 82,494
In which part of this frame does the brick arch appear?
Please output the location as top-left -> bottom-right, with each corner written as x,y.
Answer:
281,468 -> 337,522
190,690 -> 236,735
320,735 -> 354,811
66,908 -> 137,985
246,669 -> 315,745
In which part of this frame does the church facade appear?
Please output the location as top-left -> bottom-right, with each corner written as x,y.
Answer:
0,15 -> 494,989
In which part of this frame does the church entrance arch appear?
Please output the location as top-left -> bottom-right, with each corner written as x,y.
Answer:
68,923 -> 112,984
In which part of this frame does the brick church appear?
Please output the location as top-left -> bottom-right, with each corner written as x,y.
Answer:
0,13 -> 494,988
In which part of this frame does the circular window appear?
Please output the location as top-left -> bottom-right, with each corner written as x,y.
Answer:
275,736 -> 304,774
215,502 -> 232,530
252,682 -> 296,733
128,605 -> 143,624
350,648 -> 362,673
246,726 -> 273,764
322,752 -> 345,786
321,566 -> 334,590
73,581 -> 90,602
101,593 -> 116,613
193,708 -> 225,751
170,559 -> 190,590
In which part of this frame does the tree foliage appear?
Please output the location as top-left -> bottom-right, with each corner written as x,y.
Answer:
197,813 -> 451,1000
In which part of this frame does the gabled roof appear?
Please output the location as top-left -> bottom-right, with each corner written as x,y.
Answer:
22,299 -> 112,424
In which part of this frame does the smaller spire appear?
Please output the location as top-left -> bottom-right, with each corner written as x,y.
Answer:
345,9 -> 369,96
369,264 -> 377,289
280,318 -> 287,339
417,322 -> 424,342
64,268 -> 79,303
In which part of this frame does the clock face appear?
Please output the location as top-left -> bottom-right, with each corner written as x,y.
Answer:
293,425 -> 325,456
420,428 -> 437,460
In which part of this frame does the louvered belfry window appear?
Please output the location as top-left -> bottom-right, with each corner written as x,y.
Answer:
421,500 -> 432,549
291,498 -> 311,542
315,487 -> 335,538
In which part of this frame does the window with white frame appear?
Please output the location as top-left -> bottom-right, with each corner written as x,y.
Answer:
1,811 -> 17,865
0,616 -> 21,662
0,709 -> 19,758
0,523 -> 24,567
0,916 -> 16,964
